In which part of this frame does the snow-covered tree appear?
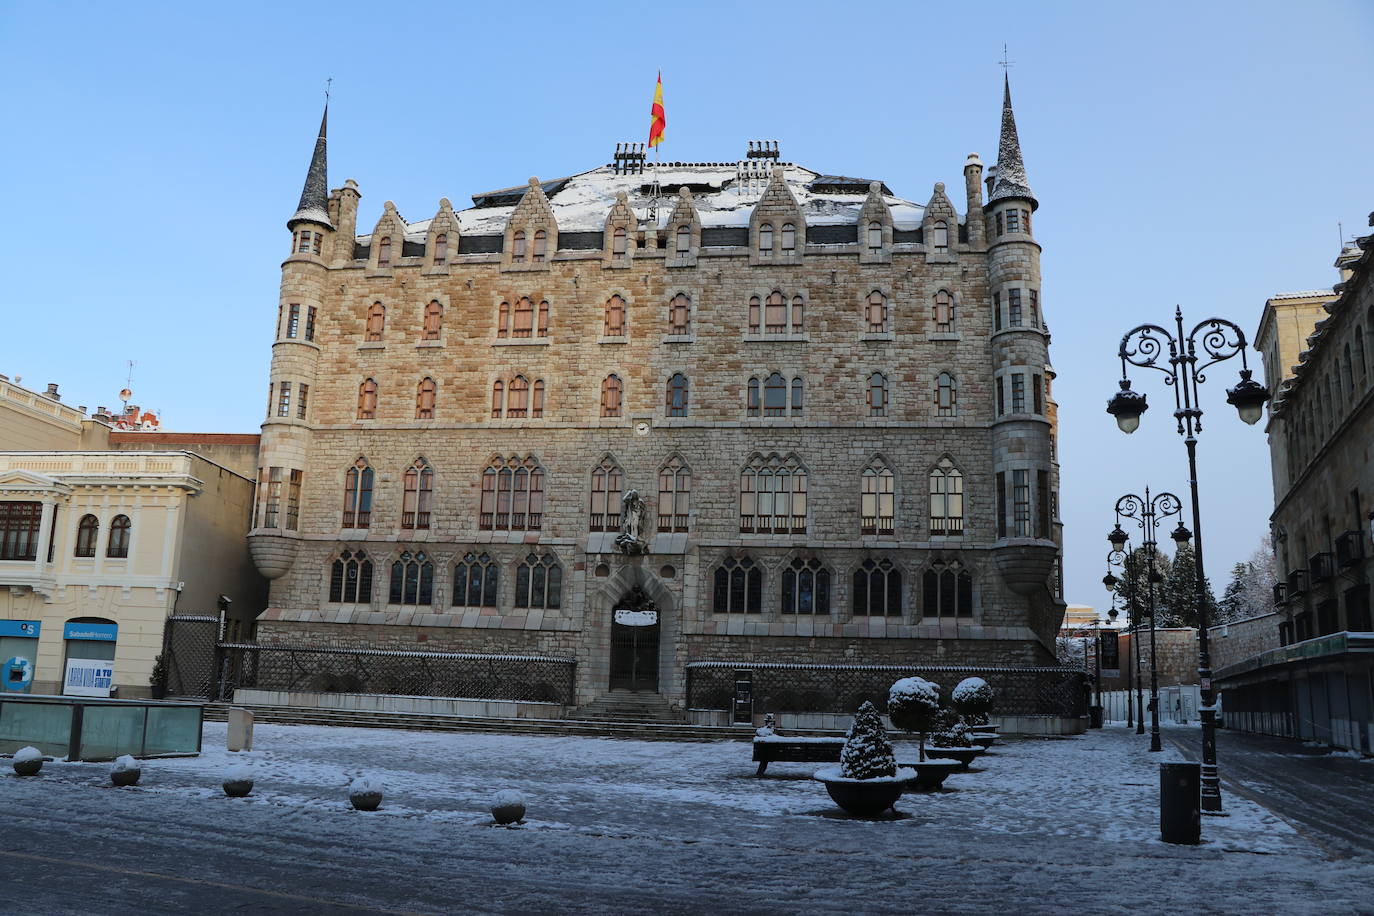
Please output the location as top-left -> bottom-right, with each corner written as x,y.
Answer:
887,677 -> 941,762
951,676 -> 995,726
840,700 -> 897,779
1112,546 -> 1170,624
1159,543 -> 1217,628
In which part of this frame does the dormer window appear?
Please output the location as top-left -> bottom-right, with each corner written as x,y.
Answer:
780,223 -> 795,254
868,221 -> 882,251
932,221 -> 948,253
434,233 -> 448,265
513,230 -> 527,263
676,225 -> 690,253
612,227 -> 627,261
377,236 -> 392,267
533,229 -> 547,262
758,222 -> 773,255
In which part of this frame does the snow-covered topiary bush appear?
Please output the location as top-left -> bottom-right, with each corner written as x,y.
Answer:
839,701 -> 896,780
888,677 -> 942,761
110,755 -> 141,787
223,764 -> 254,798
491,788 -> 526,825
349,775 -> 383,811
930,708 -> 973,748
951,676 -> 995,726
11,746 -> 43,777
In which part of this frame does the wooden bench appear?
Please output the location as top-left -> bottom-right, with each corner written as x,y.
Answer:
752,736 -> 845,775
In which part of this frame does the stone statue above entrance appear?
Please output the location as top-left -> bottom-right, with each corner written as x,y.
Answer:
615,489 -> 649,555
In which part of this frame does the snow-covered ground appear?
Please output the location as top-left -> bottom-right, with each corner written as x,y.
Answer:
4,721 -> 1373,914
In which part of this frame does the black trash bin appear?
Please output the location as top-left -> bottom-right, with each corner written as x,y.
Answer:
1159,762 -> 1200,845
1088,705 -> 1104,729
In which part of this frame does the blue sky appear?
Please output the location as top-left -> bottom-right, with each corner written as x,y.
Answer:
2,0 -> 1372,609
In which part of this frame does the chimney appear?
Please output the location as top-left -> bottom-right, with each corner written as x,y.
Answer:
44,383 -> 60,401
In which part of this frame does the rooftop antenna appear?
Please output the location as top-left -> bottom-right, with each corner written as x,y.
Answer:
325,77 -> 332,104
1338,221 -> 1345,248
119,359 -> 135,413
999,44 -> 1014,74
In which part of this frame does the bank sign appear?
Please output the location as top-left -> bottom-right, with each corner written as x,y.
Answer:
63,623 -> 117,641
0,620 -> 40,638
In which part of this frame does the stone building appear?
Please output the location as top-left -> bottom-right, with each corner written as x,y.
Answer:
1219,222 -> 1374,751
247,80 -> 1066,713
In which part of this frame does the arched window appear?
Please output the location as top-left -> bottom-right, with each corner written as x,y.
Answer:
781,222 -> 796,253
479,455 -> 545,531
868,372 -> 888,417
669,293 -> 691,335
748,296 -> 762,334
433,233 -> 448,265
929,458 -> 965,536
713,556 -> 761,613
357,378 -> 378,419
791,377 -> 804,416
343,458 -> 374,528
377,236 -> 392,267
589,457 -> 624,532
933,289 -> 955,333
657,457 -> 691,532
401,458 -> 433,529
1356,325 -> 1368,386
1342,345 -> 1354,397
416,377 -> 437,419
531,379 -> 545,418
453,552 -> 498,608
853,558 -> 901,616
758,222 -> 773,254
601,375 -> 623,418
861,462 -> 895,535
676,224 -> 691,253
923,563 -> 973,618
388,550 -> 433,606
532,229 -> 547,262
932,221 -> 948,252
497,300 -> 511,338
792,295 -> 805,333
512,230 -> 526,263
366,302 -> 385,341
866,291 -> 887,333
604,295 -> 626,336
491,380 -> 505,418
868,220 -> 883,251
612,227 -> 627,261
512,297 -> 535,338
747,377 -> 761,416
507,376 -> 530,418
739,454 -> 807,534
75,514 -> 98,557
329,549 -> 373,604
765,292 -> 786,333
515,553 -> 562,609
423,300 -> 443,340
782,557 -> 830,615
936,372 -> 957,417
667,373 -> 689,417
761,372 -> 786,417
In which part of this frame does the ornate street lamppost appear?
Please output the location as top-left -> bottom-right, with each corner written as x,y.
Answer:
1103,547 -> 1141,733
1106,308 -> 1268,812
1111,489 -> 1187,753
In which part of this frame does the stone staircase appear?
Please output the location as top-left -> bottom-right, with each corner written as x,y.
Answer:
573,689 -> 683,725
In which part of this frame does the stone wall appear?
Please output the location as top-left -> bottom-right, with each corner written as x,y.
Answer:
1209,613 -> 1282,672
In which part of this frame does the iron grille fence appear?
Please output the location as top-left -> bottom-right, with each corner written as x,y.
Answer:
216,643 -> 577,706
686,661 -> 1087,718
161,614 -> 221,698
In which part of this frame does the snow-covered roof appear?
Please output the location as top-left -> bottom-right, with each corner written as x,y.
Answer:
1267,290 -> 1335,302
361,162 -> 931,242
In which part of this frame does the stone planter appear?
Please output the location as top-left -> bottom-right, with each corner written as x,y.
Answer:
923,746 -> 985,769
223,766 -> 254,797
896,759 -> 961,791
813,765 -> 912,816
969,733 -> 997,749
12,747 -> 43,777
491,789 -> 526,825
111,755 -> 142,787
349,776 -> 383,811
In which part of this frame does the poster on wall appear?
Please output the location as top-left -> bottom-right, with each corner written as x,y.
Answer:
63,659 -> 114,697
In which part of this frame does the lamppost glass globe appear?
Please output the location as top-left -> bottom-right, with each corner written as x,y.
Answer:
1226,369 -> 1270,426
1106,379 -> 1148,434
1108,526 -> 1129,551
1171,523 -> 1192,545
1103,572 -> 1118,591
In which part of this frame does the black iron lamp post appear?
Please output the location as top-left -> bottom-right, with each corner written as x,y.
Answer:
1103,548 -> 1141,732
1111,489 -> 1185,753
1108,308 -> 1269,812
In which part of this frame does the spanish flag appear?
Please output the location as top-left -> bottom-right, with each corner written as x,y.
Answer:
648,71 -> 665,148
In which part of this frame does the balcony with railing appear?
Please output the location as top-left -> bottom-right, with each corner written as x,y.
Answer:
656,514 -> 689,533
1336,530 -> 1365,568
739,515 -> 807,535
861,516 -> 895,536
479,512 -> 542,532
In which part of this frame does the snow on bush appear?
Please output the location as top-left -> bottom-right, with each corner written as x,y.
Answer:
839,701 -> 896,780
887,677 -> 941,735
952,677 -> 994,714
13,746 -> 42,763
930,708 -> 973,748
112,754 -> 139,773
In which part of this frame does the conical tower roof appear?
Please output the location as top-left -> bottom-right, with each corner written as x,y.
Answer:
989,75 -> 1036,208
288,105 -> 333,229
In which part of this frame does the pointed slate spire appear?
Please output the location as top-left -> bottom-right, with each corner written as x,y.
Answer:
288,104 -> 333,229
989,75 -> 1036,208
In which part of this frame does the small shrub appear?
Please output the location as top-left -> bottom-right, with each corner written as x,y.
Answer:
888,676 -> 941,760
952,676 -> 995,726
930,708 -> 973,748
839,701 -> 897,780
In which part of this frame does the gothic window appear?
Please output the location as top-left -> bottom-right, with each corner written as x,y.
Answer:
491,380 -> 504,418
676,225 -> 691,253
479,455 -> 545,531
612,227 -> 627,261
667,373 -> 689,417
433,233 -> 448,265
357,379 -> 378,419
401,458 -> 433,530
416,378 -> 437,419
366,302 -> 385,341
329,549 -> 373,604
343,458 -> 374,528
297,384 -> 309,420
377,236 -> 392,267
532,379 -> 545,418
507,376 -> 530,418
868,372 -> 888,417
601,374 -> 623,417
781,222 -> 796,254
922,564 -> 973,618
867,220 -> 883,251
277,381 -> 291,417
933,289 -> 955,333
423,300 -> 443,340
75,514 -> 98,557
453,552 -> 498,608
748,296 -> 761,333
781,557 -> 831,615
1342,345 -> 1354,397
936,372 -> 957,417
512,297 -> 535,338
748,373 -> 802,417
589,457 -> 624,532
1356,326 -> 1368,386
532,229 -> 547,262
512,230 -> 526,263
852,558 -> 902,616
657,457 -> 691,532
604,295 -> 626,336
930,458 -> 964,536
107,519 -> 129,563
765,292 -> 786,334
538,299 -> 550,337
763,372 -> 787,417
932,221 -> 948,253
861,462 -> 895,535
758,222 -> 773,255
791,376 -> 804,415
497,301 -> 511,337
866,291 -> 888,333
713,556 -> 762,613
669,293 -> 691,335
739,453 -> 807,534
287,304 -> 300,338
791,295 -> 805,333
389,550 -> 433,606
515,553 -> 562,609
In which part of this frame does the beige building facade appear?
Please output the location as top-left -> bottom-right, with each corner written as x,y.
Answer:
248,82 -> 1067,712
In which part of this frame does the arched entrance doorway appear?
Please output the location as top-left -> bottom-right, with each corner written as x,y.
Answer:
609,586 -> 659,691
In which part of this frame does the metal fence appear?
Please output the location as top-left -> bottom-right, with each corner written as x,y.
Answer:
160,614 -> 221,698
1100,686 -> 1201,725
217,643 -> 577,706
686,661 -> 1088,718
